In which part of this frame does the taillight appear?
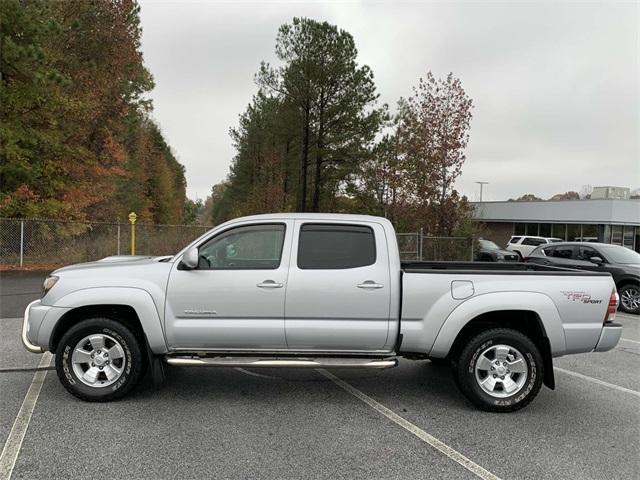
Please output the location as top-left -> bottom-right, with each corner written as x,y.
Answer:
605,290 -> 618,324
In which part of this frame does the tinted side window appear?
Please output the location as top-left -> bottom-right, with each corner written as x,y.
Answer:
551,246 -> 574,259
542,246 -> 555,256
522,237 -> 546,246
509,237 -> 521,244
298,224 -> 376,269
198,224 -> 285,270
577,246 -> 600,261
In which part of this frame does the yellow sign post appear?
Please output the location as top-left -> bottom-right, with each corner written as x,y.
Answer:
128,212 -> 137,255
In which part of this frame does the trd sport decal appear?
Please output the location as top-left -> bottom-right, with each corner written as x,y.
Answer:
561,291 -> 603,304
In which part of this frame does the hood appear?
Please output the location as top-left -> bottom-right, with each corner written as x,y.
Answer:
53,255 -> 172,274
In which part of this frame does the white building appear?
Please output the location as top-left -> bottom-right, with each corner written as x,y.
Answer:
472,198 -> 640,252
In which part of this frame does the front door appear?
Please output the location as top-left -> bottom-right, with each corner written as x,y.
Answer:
284,221 -> 392,352
165,222 -> 291,350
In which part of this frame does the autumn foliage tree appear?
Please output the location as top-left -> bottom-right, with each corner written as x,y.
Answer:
214,19 -> 475,235
0,0 -> 186,223
353,73 -> 473,235
395,73 -> 473,235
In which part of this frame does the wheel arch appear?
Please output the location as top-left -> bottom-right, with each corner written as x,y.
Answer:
445,310 -> 555,389
430,292 -> 565,390
44,287 -> 168,354
50,304 -> 145,354
616,278 -> 640,291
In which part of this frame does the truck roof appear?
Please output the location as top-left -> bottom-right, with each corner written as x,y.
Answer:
225,212 -> 390,223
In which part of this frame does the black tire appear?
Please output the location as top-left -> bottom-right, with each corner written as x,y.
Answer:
55,317 -> 146,402
513,250 -> 523,260
618,284 -> 640,315
453,328 -> 543,412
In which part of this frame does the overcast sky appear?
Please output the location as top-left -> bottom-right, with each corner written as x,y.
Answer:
138,0 -> 639,202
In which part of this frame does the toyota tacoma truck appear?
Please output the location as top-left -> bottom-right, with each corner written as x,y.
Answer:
22,214 -> 622,412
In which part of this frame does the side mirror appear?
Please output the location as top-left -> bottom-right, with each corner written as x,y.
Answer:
180,247 -> 199,270
589,256 -> 604,265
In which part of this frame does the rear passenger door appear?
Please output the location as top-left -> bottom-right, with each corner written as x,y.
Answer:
284,221 -> 391,352
546,245 -> 577,268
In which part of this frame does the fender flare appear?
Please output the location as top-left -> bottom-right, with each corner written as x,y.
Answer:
48,287 -> 168,354
429,291 -> 566,358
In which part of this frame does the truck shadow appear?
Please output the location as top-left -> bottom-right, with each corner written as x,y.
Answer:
129,359 -> 472,411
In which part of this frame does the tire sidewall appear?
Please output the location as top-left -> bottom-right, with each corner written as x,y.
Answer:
56,319 -> 142,401
463,332 -> 541,410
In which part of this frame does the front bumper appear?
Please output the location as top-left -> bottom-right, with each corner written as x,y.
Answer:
22,299 -> 45,353
594,322 -> 623,352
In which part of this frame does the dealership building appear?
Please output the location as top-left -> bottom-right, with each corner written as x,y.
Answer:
472,197 -> 640,253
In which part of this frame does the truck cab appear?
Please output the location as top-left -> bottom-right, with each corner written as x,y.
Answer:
165,216 -> 397,353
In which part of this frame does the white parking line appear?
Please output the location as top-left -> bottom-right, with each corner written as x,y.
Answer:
318,369 -> 502,480
0,352 -> 52,480
621,337 -> 640,345
234,367 -> 277,379
554,367 -> 640,398
0,366 -> 54,373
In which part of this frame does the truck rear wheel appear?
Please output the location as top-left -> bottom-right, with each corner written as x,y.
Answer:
453,328 -> 543,412
55,318 -> 145,402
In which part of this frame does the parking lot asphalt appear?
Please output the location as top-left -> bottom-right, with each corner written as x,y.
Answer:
0,271 -> 45,318
1,272 -> 639,479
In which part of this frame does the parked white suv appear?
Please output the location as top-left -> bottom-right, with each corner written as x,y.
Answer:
506,236 -> 563,259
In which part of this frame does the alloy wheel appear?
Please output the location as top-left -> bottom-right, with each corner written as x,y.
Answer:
71,333 -> 126,388
620,287 -> 640,312
474,344 -> 528,398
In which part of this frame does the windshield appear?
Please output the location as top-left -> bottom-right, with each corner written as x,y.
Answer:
600,246 -> 640,264
479,239 -> 500,250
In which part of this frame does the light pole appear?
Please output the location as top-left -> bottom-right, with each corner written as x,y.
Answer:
475,182 -> 489,202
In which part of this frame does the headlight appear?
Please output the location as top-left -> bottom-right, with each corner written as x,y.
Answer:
496,253 -> 505,260
42,275 -> 59,296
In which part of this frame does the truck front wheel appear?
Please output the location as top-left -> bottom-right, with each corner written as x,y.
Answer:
55,318 -> 145,402
453,328 -> 543,412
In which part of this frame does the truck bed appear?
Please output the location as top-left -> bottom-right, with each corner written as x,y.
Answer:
401,261 -> 612,276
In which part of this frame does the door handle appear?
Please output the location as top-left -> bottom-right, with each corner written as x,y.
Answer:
357,281 -> 384,289
257,280 -> 283,289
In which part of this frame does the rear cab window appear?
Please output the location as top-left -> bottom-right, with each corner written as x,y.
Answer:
297,223 -> 376,269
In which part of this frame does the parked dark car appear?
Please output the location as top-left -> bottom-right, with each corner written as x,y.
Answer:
475,239 -> 520,262
526,242 -> 640,314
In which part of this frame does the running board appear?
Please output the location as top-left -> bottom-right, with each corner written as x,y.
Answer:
164,355 -> 398,369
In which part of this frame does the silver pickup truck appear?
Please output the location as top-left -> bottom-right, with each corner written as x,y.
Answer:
23,213 -> 622,411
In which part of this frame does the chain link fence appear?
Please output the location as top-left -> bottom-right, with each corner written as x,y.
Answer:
1,218 -> 474,269
397,231 -> 474,261
0,218 -> 210,269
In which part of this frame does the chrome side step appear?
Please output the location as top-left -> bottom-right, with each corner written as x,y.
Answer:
164,355 -> 398,369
